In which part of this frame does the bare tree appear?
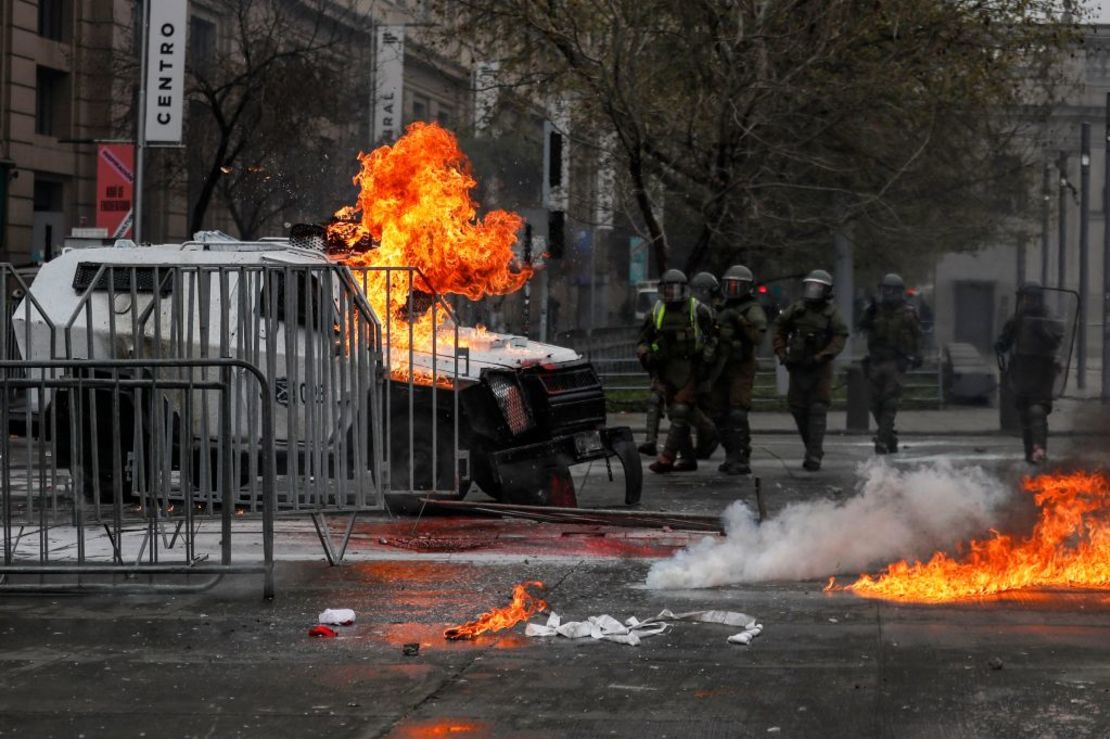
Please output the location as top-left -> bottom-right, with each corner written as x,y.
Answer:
437,0 -> 1080,273
185,0 -> 364,237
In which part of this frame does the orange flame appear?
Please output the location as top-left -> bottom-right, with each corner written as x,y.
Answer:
443,581 -> 547,640
827,470 -> 1110,602
327,122 -> 530,384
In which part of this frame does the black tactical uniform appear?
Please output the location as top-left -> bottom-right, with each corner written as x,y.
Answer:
638,270 -> 717,473
772,270 -> 848,471
995,283 -> 1063,464
710,265 -> 767,475
858,273 -> 922,454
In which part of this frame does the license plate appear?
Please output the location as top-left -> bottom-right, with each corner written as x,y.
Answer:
574,431 -> 604,456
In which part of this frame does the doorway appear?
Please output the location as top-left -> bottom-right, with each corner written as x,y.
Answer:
953,280 -> 995,355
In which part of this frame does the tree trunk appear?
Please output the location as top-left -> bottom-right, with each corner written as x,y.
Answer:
627,151 -> 668,273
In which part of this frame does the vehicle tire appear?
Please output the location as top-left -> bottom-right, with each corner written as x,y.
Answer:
71,384 -> 149,503
469,447 -> 504,502
384,410 -> 467,514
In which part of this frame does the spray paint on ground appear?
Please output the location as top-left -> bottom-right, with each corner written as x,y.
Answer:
646,460 -> 1013,589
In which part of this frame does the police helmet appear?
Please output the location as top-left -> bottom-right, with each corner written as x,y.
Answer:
660,269 -> 689,303
722,265 -> 754,299
879,273 -> 906,304
802,269 -> 833,303
1018,280 -> 1044,311
690,272 -> 720,304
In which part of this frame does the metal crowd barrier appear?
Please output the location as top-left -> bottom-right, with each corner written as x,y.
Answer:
2,259 -> 467,570
346,266 -> 464,505
0,358 -> 276,597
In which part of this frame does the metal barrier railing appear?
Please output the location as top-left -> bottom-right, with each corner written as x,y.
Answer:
0,358 -> 275,597
2,259 -> 470,567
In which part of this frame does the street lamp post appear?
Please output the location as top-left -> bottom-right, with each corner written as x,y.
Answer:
1078,124 -> 1090,391
1058,151 -> 1068,290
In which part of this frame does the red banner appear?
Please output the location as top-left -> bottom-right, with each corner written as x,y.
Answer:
96,144 -> 134,238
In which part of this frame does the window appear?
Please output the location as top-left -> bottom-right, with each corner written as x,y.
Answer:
33,179 -> 63,212
411,93 -> 429,122
35,66 -> 69,137
189,16 -> 217,76
38,0 -> 67,42
436,106 -> 454,128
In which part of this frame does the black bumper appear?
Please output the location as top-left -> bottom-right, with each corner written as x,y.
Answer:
489,426 -> 634,468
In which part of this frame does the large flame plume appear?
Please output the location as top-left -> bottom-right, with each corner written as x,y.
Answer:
827,471 -> 1110,602
326,122 -> 529,379
444,581 -> 548,640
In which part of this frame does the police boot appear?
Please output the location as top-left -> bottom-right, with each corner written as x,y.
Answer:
639,393 -> 663,456
791,410 -> 810,447
672,404 -> 698,471
875,401 -> 897,454
1021,427 -> 1034,463
1027,404 -> 1049,464
716,415 -> 734,473
803,404 -> 827,471
654,404 -> 695,473
693,408 -> 719,460
720,409 -> 751,475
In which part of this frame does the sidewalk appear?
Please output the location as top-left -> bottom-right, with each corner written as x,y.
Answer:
608,397 -> 1105,436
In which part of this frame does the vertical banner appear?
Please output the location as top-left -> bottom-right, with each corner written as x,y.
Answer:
143,0 -> 188,143
594,133 -> 616,230
374,25 -> 405,143
473,61 -> 499,136
96,144 -> 135,238
629,236 -> 649,285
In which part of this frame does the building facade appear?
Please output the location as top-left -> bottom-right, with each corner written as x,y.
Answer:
932,24 -> 1110,397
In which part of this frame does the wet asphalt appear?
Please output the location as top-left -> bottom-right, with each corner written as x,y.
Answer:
0,433 -> 1108,738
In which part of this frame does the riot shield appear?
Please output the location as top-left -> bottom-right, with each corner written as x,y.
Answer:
1002,287 -> 1078,399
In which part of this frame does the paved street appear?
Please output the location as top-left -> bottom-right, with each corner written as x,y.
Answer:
0,430 -> 1108,738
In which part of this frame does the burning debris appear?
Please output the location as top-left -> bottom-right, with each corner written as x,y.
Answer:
828,470 -> 1110,602
325,122 -> 531,384
444,581 -> 548,640
645,461 -> 1010,589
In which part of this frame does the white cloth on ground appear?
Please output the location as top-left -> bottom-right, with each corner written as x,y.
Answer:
525,608 -> 762,646
318,608 -> 356,625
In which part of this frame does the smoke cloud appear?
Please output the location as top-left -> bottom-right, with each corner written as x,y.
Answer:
646,460 -> 1013,589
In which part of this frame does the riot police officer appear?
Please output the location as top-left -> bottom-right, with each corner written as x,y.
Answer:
994,282 -> 1064,464
772,270 -> 849,471
858,273 -> 922,454
637,269 -> 717,473
688,271 -> 723,459
711,265 -> 767,475
690,272 -> 722,311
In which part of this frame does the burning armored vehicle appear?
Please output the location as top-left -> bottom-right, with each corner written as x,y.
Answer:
10,232 -> 641,511
9,123 -> 641,511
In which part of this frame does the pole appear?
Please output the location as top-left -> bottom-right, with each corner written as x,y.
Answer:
1041,159 -> 1050,286
588,228 -> 597,342
1103,92 -> 1110,401
1058,151 -> 1068,289
1078,123 -> 1090,390
522,222 -> 532,338
134,0 -> 150,244
833,227 -> 854,361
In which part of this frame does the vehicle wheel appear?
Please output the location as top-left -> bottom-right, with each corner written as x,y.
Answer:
499,457 -> 577,507
470,447 -> 504,502
73,386 -> 148,503
385,410 -> 467,514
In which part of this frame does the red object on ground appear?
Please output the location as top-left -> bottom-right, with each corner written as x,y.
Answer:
308,625 -> 338,638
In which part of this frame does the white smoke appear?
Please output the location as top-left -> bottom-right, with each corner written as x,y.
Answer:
646,460 -> 1012,589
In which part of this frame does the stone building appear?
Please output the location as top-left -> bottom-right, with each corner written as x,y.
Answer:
932,23 -> 1110,397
